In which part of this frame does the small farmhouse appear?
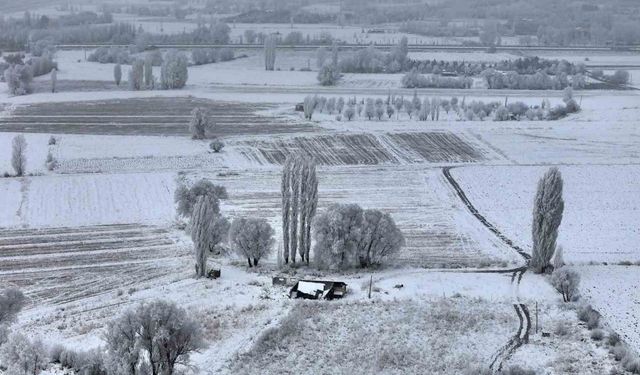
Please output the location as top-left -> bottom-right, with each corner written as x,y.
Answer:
289,280 -> 347,300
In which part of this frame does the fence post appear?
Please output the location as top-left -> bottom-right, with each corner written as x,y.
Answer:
536,301 -> 538,334
368,275 -> 372,299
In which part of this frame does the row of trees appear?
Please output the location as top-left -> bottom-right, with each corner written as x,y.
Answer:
3,54 -> 57,96
303,92 -> 580,123
125,51 -> 188,91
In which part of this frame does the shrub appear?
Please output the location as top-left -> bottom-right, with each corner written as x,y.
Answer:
48,135 -> 57,145
550,268 -> 580,302
577,304 -> 600,330
547,105 -> 568,120
608,332 -> 621,347
591,328 -> 605,341
565,99 -> 580,113
209,139 -> 224,152
88,46 -> 131,64
504,366 -> 537,375
494,106 -> 510,121
553,320 -> 571,336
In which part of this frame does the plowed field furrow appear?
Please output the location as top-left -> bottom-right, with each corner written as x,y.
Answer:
0,223 -> 148,237
0,238 -> 175,257
0,228 -> 168,245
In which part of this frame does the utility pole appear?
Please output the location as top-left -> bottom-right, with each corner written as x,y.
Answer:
368,275 -> 372,299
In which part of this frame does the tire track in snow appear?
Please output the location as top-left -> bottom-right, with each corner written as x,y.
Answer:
441,167 -> 532,373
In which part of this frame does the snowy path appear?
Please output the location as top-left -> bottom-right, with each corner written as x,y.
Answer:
442,166 -> 534,373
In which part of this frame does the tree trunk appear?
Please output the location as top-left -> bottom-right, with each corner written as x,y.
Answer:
247,258 -> 253,268
253,258 -> 259,267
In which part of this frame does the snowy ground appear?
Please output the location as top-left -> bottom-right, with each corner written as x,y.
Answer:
2,45 -> 640,374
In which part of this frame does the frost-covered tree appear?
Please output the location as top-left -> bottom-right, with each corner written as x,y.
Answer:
4,64 -> 33,95
50,68 -> 57,93
109,301 -> 203,375
0,288 -> 25,325
189,107 -> 208,139
550,268 -> 580,302
386,104 -> 395,119
404,99 -> 414,119
336,97 -> 345,114
316,47 -> 328,68
264,35 -> 277,71
326,98 -> 336,114
229,217 -> 275,267
160,51 -> 188,89
412,91 -> 421,112
128,59 -> 144,91
0,333 -> 47,375
356,209 -> 405,267
114,63 -> 122,86
191,195 -> 229,277
418,97 -> 430,121
303,95 -> 316,120
104,310 -> 140,375
343,105 -> 355,121
375,101 -> 385,120
174,179 -> 227,218
553,245 -> 565,270
394,97 -> 404,119
11,135 -> 27,176
531,167 -> 564,273
313,204 -> 363,269
317,63 -> 340,86
281,155 -> 318,264
364,98 -> 375,120
144,54 -> 154,89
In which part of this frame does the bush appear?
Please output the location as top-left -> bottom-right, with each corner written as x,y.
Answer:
209,139 -> 224,153
48,136 -> 57,145
608,332 -> 621,347
550,268 -> 580,302
565,99 -> 580,113
591,328 -> 605,341
553,320 -> 571,336
504,366 -> 537,375
88,46 -> 130,64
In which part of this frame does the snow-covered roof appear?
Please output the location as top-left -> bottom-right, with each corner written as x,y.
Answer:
297,281 -> 326,296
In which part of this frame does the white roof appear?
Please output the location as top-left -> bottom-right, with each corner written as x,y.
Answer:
297,281 -> 326,295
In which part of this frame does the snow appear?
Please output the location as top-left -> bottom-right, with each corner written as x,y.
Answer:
451,165 -> 640,265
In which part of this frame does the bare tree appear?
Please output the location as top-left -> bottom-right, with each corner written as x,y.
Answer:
550,268 -> 580,302
531,167 -> 564,273
11,134 -> 27,176
229,217 -> 275,267
313,204 -> 363,269
191,195 -> 229,278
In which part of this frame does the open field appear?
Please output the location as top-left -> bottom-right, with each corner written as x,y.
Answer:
450,165 -> 640,265
0,224 -> 187,306
0,97 -> 311,136
236,131 -> 487,165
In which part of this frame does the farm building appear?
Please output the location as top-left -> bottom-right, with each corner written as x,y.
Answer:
289,280 -> 347,300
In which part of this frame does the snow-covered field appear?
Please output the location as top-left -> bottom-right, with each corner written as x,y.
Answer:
451,165 -> 640,265
2,42 -> 640,374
